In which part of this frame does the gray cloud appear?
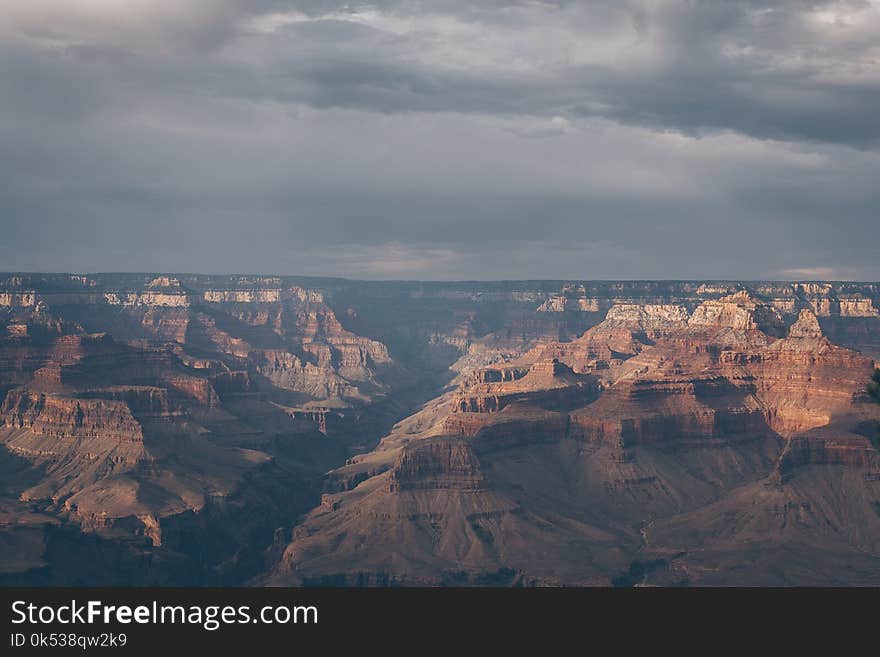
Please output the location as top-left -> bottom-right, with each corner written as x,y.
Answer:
0,1 -> 878,280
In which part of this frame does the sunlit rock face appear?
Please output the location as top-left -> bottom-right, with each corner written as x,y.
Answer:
1,275 -> 879,585
687,291 -> 785,334
263,281 -> 880,587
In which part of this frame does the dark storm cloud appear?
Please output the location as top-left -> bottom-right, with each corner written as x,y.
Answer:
222,0 -> 880,147
0,1 -> 878,279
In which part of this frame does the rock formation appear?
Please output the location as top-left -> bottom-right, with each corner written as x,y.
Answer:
788,308 -> 823,339
388,438 -> 486,492
264,285 -> 880,586
2,274 -> 880,586
687,290 -> 785,334
0,274 -> 403,584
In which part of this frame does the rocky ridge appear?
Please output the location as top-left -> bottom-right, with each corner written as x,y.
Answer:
265,291 -> 880,586
2,274 -> 880,585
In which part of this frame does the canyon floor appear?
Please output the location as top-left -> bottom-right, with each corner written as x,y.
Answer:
1,275 -> 879,585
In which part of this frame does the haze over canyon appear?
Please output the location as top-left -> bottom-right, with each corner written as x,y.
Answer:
1,273 -> 879,586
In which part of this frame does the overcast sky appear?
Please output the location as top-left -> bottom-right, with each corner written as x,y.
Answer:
1,1 -> 878,280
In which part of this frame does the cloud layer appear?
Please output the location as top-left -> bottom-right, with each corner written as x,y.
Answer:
1,1 -> 878,279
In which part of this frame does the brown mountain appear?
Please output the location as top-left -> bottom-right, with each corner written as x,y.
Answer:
1,275 -> 879,585
264,292 -> 880,586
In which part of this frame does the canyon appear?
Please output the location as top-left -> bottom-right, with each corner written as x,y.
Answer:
1,274 -> 879,585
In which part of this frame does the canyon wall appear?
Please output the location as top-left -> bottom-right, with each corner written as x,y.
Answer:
2,273 -> 879,586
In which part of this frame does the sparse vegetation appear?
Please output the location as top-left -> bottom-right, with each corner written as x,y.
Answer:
869,368 -> 880,404
611,559 -> 668,587
870,369 -> 880,452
